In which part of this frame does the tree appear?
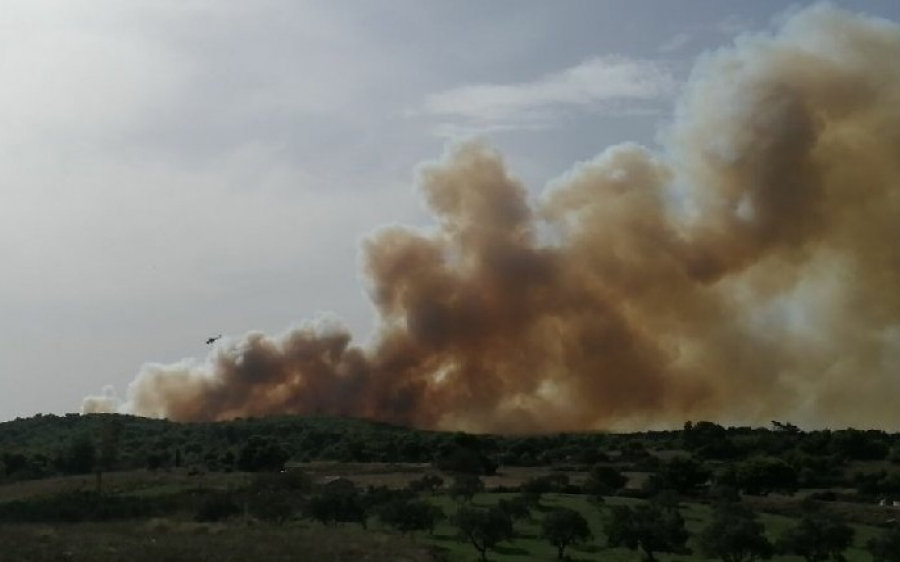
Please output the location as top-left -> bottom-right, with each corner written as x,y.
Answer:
698,502 -> 773,562
776,514 -> 854,562
604,502 -> 690,562
64,435 -> 96,475
305,480 -> 367,527
95,418 -> 121,493
449,474 -> 484,503
377,499 -> 441,536
645,456 -> 710,496
497,496 -> 531,524
237,437 -> 289,472
583,465 -> 627,495
408,474 -> 444,494
435,436 -> 497,475
541,507 -> 592,559
735,457 -> 798,496
867,526 -> 900,562
453,506 -> 513,562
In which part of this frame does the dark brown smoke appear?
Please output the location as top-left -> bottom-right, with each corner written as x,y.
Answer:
83,6 -> 900,432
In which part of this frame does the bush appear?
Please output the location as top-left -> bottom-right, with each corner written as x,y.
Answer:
0,491 -> 175,523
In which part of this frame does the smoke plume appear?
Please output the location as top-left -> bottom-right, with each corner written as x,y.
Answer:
84,6 -> 900,432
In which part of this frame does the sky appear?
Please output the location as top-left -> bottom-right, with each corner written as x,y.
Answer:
2,0 -> 900,423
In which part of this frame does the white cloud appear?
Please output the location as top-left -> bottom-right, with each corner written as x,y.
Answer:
420,56 -> 676,130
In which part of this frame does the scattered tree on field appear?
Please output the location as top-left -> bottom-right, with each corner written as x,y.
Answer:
583,465 -> 627,495
497,496 -> 531,524
453,505 -> 513,562
735,456 -> 798,496
541,507 -> 592,559
305,480 -> 367,527
644,456 -> 710,495
449,474 -> 484,503
605,502 -> 690,562
776,513 -> 854,562
867,526 -> 900,562
698,501 -> 773,562
377,499 -> 442,536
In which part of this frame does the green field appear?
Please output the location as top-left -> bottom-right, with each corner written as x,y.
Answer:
406,493 -> 885,562
0,470 -> 894,561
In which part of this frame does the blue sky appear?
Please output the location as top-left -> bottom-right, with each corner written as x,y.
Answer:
2,0 -> 899,421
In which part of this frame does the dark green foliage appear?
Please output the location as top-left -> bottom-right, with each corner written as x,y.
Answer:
362,485 -> 414,512
644,456 -> 710,495
376,499 -> 442,535
776,513 -> 854,562
698,502 -> 773,562
855,469 -> 900,496
237,437 -> 289,472
734,456 -> 798,496
830,429 -> 889,461
449,474 -> 484,503
867,526 -> 900,562
435,436 -> 497,475
63,435 -> 96,475
684,421 -> 741,460
97,418 -> 122,471
540,507 -> 592,559
146,452 -> 164,471
453,505 -> 513,562
583,465 -> 626,495
604,502 -> 690,562
0,490 -> 175,523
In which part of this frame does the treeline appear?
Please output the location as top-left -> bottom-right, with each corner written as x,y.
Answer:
2,414 -> 900,493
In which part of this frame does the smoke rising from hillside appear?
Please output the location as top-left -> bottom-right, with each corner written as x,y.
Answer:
84,6 -> 900,432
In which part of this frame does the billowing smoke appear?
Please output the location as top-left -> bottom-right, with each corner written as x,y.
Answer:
84,6 -> 900,432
